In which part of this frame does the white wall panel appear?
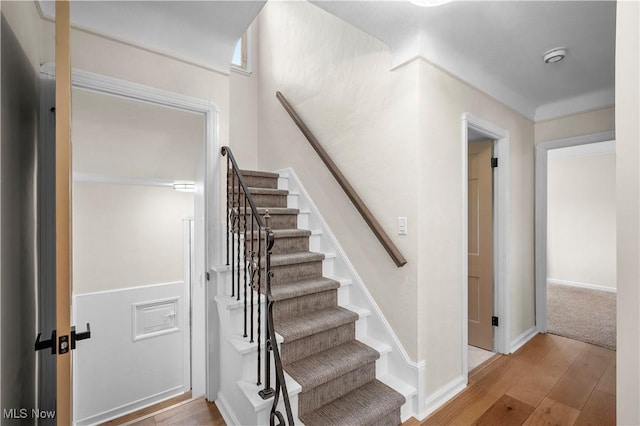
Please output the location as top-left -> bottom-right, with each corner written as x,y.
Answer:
73,282 -> 188,425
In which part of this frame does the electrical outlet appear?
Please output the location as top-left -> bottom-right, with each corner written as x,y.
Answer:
398,217 -> 407,235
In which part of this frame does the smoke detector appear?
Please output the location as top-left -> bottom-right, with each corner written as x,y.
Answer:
543,47 -> 567,64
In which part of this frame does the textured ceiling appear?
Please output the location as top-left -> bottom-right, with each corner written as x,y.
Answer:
39,0 -> 616,121
38,0 -> 266,73
311,0 -> 616,120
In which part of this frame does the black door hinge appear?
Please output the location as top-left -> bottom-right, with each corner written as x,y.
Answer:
491,158 -> 498,168
206,272 -> 210,281
492,316 -> 499,327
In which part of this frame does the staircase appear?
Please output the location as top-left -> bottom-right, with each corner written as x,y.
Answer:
215,149 -> 422,425
242,168 -> 406,425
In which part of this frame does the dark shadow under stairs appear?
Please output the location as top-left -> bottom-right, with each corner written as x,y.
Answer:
239,169 -> 405,426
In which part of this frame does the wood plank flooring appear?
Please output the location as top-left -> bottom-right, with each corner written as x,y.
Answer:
414,333 -> 615,426
106,333 -> 614,426
101,392 -> 192,425
127,398 -> 223,426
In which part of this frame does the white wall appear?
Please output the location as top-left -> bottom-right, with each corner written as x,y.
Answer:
72,88 -> 203,181
230,23 -> 259,169
1,1 -> 42,422
73,183 -> 194,294
255,0 -> 536,403
42,20 -> 231,169
535,107 -> 615,144
73,282 -> 188,425
547,147 -> 616,290
257,1 -> 421,359
416,59 -> 535,392
615,1 -> 640,423
71,89 -> 201,294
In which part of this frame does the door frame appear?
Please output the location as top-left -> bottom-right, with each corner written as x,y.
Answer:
461,113 -> 510,380
39,63 -> 221,406
534,130 -> 615,332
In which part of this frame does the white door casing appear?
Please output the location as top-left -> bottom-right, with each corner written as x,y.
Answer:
461,113 -> 510,383
534,130 -> 615,333
39,63 -> 221,407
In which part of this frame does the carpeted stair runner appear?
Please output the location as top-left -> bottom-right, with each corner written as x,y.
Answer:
236,169 -> 405,426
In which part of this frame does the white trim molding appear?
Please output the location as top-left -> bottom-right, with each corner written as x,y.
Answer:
547,278 -> 617,293
534,130 -> 615,333
419,375 -> 466,420
510,326 -> 537,354
461,113 -> 511,378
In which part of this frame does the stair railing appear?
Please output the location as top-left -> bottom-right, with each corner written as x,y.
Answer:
276,91 -> 407,267
221,146 -> 294,426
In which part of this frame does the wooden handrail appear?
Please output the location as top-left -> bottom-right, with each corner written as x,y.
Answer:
276,91 -> 407,268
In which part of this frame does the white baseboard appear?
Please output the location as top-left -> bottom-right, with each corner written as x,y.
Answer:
215,393 -> 241,426
418,375 -> 466,420
510,326 -> 538,354
548,278 -> 616,293
75,386 -> 184,426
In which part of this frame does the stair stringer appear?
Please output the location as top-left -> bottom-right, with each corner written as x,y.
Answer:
212,265 -> 304,425
276,168 -> 427,421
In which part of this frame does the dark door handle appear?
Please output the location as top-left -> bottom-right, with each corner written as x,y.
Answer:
35,330 -> 57,354
71,323 -> 91,350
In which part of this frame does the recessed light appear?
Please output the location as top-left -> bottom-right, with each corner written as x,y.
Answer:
543,47 -> 567,64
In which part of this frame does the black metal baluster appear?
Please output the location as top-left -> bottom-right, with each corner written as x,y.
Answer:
231,171 -> 236,298
243,192 -> 248,338
236,193 -> 241,302
221,147 -> 294,425
259,211 -> 274,399
250,213 -> 255,343
257,220 -> 262,386
226,155 -> 230,266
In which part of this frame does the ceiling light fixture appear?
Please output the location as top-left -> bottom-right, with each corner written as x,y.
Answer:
543,47 -> 567,64
173,183 -> 196,192
409,0 -> 453,7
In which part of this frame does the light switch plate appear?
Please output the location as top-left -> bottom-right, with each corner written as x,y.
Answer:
398,217 -> 407,235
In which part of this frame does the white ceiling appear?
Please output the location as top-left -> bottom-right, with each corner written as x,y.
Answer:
311,0 -> 616,121
38,1 -> 266,73
39,1 -> 616,121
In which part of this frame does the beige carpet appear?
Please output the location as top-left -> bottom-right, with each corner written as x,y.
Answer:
547,283 -> 616,350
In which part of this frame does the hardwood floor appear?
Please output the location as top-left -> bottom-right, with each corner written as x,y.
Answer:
127,398 -> 224,426
101,392 -> 193,425
411,333 -> 616,426
106,333 -> 614,426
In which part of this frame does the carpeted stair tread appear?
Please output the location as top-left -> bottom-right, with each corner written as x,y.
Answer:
300,380 -> 405,426
286,340 -> 379,391
269,251 -> 325,267
270,277 -> 340,301
239,207 -> 299,215
238,169 -> 279,179
250,229 -> 312,239
230,186 -> 289,196
275,306 -> 358,342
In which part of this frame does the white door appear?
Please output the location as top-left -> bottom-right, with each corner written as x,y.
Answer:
468,140 -> 494,351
